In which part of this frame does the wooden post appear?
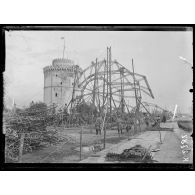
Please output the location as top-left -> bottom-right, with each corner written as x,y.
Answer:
120,67 -> 125,113
102,102 -> 108,149
70,66 -> 78,112
127,122 -> 130,140
96,61 -> 101,115
132,59 -> 140,132
137,81 -> 142,131
159,129 -> 162,143
158,123 -> 162,144
106,47 -> 109,120
128,128 -> 130,140
80,127 -> 83,161
102,59 -> 106,111
18,133 -> 25,163
109,47 -> 112,118
103,122 -> 106,149
92,61 -> 97,105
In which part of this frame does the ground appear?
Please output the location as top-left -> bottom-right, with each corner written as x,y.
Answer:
81,122 -> 193,163
155,121 -> 193,163
21,127 -> 129,163
21,122 -> 193,164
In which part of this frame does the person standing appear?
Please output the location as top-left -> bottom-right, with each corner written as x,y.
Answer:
117,119 -> 123,135
126,120 -> 132,133
95,117 -> 102,135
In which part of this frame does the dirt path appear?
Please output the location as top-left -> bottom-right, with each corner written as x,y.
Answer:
153,131 -> 183,163
81,122 -> 193,164
153,130 -> 193,164
80,130 -> 167,163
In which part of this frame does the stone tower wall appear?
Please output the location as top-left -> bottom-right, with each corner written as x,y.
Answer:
43,58 -> 81,108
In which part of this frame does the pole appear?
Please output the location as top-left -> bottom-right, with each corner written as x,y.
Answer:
95,58 -> 101,114
137,81 -> 142,131
102,59 -> 106,110
109,47 -> 112,118
132,59 -> 138,132
106,47 -> 109,115
103,103 -> 108,149
92,61 -> 97,105
120,67 -> 125,113
70,66 -> 78,111
80,126 -> 83,161
18,133 -> 25,163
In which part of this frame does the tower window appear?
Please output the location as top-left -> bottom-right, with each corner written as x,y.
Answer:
61,82 -> 62,85
55,93 -> 58,97
56,74 -> 58,77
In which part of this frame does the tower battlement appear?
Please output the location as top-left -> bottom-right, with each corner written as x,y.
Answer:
43,57 -> 82,108
43,58 -> 82,73
52,58 -> 74,66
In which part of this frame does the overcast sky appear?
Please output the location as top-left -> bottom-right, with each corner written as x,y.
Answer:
4,30 -> 193,113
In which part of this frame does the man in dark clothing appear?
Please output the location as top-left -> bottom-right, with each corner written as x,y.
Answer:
95,117 -> 102,135
145,117 -> 149,127
117,119 -> 123,135
126,121 -> 132,133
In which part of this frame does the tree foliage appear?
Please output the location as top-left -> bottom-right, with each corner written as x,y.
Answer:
25,101 -> 47,116
77,102 -> 97,115
75,101 -> 98,123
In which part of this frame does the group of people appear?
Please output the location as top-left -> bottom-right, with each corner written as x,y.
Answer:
95,116 -> 134,135
116,119 -> 134,135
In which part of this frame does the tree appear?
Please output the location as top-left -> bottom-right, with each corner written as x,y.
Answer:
76,101 -> 98,123
26,101 -> 47,116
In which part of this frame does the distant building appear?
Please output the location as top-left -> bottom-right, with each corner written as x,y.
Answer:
43,58 -> 81,109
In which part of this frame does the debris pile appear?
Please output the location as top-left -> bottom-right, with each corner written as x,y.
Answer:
105,145 -> 154,163
93,143 -> 103,153
5,125 -> 72,162
4,105 -> 73,162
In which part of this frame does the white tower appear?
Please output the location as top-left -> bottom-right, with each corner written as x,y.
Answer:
43,58 -> 81,109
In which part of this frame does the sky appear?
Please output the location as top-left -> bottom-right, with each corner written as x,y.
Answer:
4,30 -> 193,114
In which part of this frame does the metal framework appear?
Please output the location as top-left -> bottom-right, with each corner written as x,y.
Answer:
68,47 -> 154,120
136,102 -> 172,116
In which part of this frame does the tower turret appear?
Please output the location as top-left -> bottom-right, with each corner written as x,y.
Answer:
43,58 -> 81,109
